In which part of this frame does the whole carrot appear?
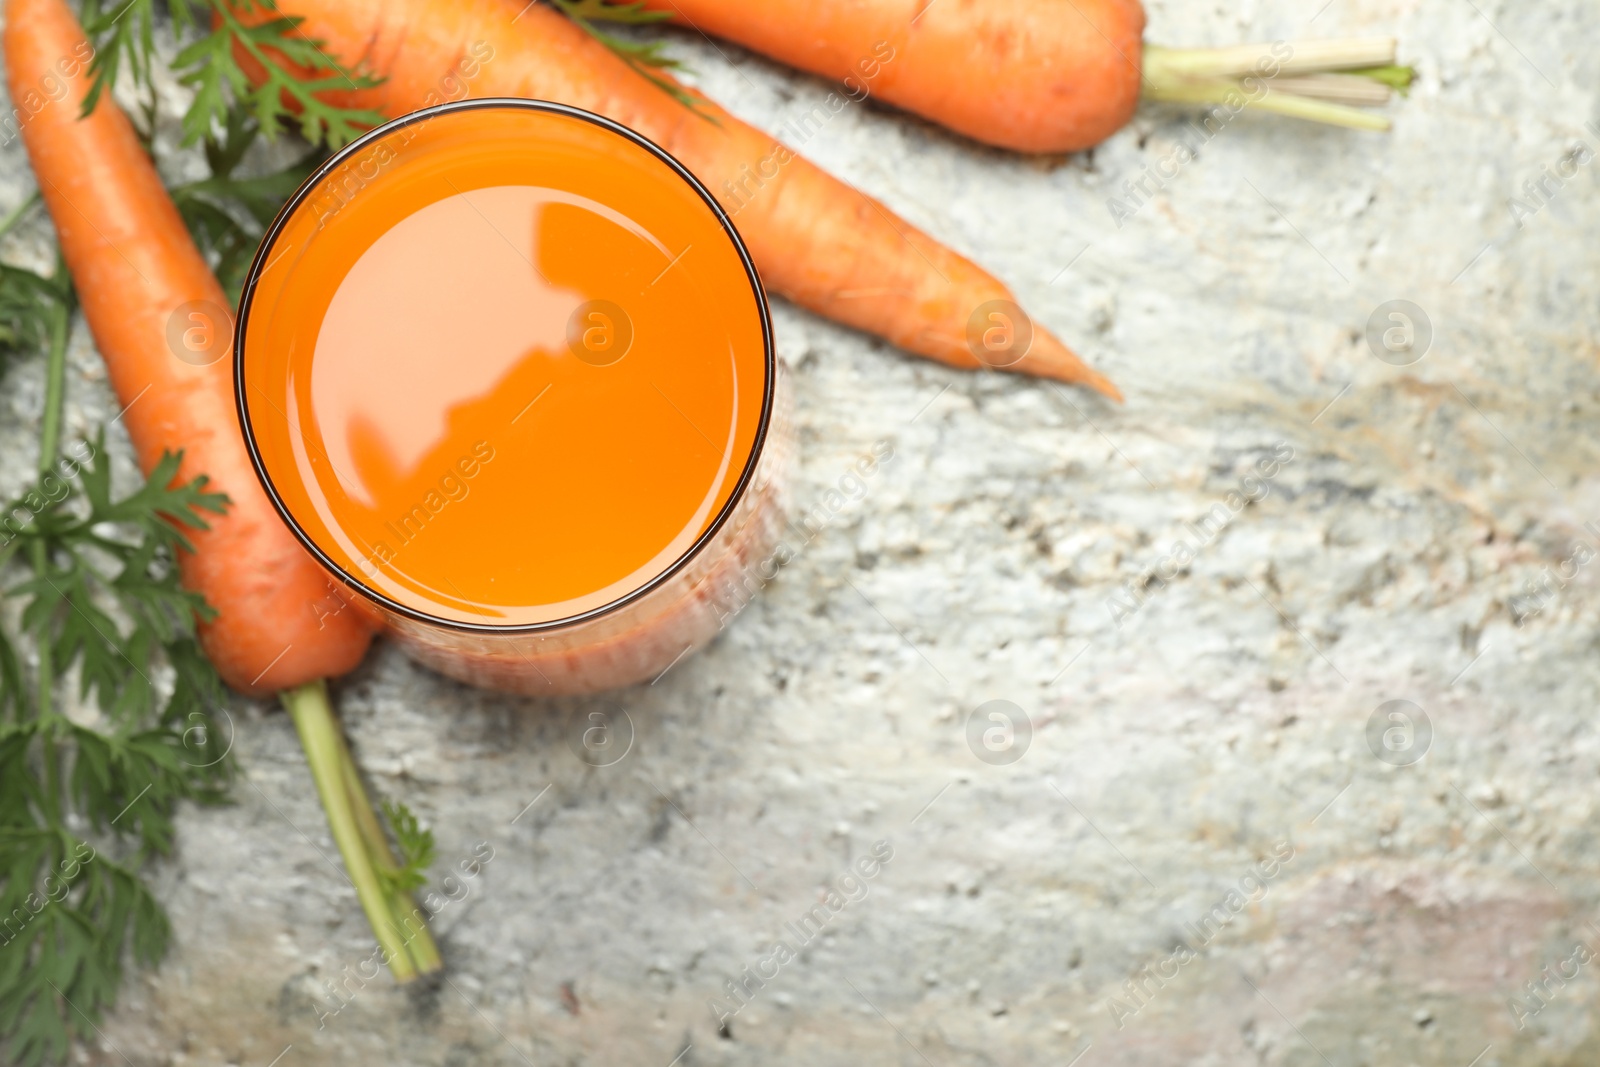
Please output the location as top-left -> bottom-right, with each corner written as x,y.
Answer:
245,0 -> 1123,398
647,0 -> 1145,154
4,0 -> 374,696
639,0 -> 1408,152
6,0 -> 444,983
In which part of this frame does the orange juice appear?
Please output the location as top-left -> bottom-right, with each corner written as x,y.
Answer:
238,101 -> 787,693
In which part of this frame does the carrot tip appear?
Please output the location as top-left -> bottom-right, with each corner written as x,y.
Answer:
1016,331 -> 1123,402
1086,371 -> 1125,404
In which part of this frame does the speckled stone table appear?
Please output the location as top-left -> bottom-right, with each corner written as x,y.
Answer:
4,0 -> 1599,1064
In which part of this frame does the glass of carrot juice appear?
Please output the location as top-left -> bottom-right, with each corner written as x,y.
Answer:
236,99 -> 790,695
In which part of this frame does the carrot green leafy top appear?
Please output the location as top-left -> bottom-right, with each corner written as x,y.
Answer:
80,0 -> 385,148
168,107 -> 327,300
81,0 -> 698,153
0,194 -> 234,1066
551,0 -> 706,112
0,6 -> 404,1059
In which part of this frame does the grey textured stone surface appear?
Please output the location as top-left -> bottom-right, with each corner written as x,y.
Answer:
5,1 -> 1600,1064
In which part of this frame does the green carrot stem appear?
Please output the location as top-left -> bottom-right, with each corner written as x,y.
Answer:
0,190 -> 40,244
1142,39 -> 1410,132
1346,64 -> 1415,92
1242,86 -> 1392,130
1144,77 -> 1392,131
283,679 -> 420,982
1144,39 -> 1398,82
333,728 -> 443,975
33,270 -> 71,821
32,538 -> 57,815
38,264 -> 70,472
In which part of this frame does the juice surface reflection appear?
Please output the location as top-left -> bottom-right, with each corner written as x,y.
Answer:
242,106 -> 769,626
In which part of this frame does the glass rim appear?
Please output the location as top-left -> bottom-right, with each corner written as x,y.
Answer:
233,97 -> 777,635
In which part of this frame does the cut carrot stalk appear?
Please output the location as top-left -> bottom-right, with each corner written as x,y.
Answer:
332,720 -> 442,975
1142,38 -> 1407,132
285,682 -> 441,979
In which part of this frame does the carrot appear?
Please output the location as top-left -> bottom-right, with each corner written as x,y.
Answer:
3,0 -> 374,695
242,0 -> 1124,399
638,0 -> 1409,152
5,0 -> 447,982
646,0 -> 1145,154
